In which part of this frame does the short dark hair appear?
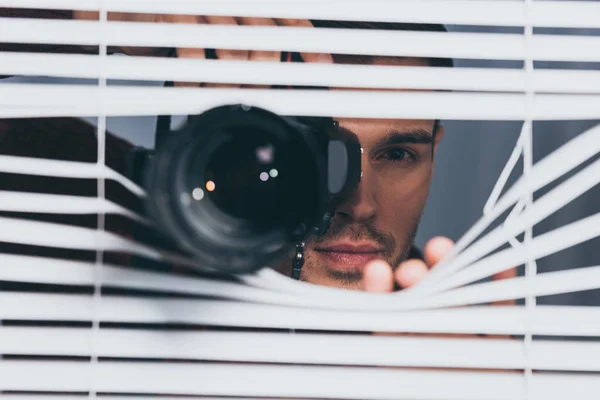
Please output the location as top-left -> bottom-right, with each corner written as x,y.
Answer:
309,20 -> 452,152
309,20 -> 454,68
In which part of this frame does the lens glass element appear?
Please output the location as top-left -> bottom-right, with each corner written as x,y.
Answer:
190,126 -> 291,226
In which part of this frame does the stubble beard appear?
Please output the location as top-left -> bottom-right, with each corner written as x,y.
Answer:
298,221 -> 420,290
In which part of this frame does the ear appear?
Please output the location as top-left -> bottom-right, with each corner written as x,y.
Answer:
433,124 -> 445,154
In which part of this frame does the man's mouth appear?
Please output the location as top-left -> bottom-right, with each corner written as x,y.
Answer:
314,242 -> 385,271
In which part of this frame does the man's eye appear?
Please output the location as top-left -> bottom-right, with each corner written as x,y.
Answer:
383,148 -> 413,162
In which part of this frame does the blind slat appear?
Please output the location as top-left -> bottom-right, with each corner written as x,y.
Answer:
418,124 -> 600,291
4,85 -> 600,120
428,265 -> 600,308
3,327 -> 600,372
2,361 -> 599,399
0,155 -> 144,197
430,213 -> 600,294
0,360 -> 526,399
3,52 -> 600,94
0,191 -> 144,221
0,217 -> 198,269
0,254 -> 309,308
3,17 -> 600,62
2,293 -> 600,336
2,0 -> 600,29
3,252 -> 600,309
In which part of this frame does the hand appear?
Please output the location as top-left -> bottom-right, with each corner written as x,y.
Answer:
363,236 -> 516,298
74,12 -> 334,86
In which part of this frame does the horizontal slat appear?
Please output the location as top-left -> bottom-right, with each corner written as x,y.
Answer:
2,327 -> 600,372
3,52 -> 600,94
416,162 -> 600,297
3,251 -> 600,310
2,17 -> 600,62
0,217 -> 199,269
4,84 -> 600,120
1,360 -> 599,399
418,124 -> 600,291
2,0 -> 600,29
0,17 -> 518,60
429,212 -> 600,294
428,265 -> 600,308
0,397 -> 260,400
0,85 -> 530,120
0,191 -> 145,222
0,360 -> 524,399
1,329 -> 521,369
2,292 -> 600,336
0,254 -> 308,307
0,155 -> 144,197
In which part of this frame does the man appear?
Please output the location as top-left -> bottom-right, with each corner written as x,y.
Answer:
1,10 -> 513,292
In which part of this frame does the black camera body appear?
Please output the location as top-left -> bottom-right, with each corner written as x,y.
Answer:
133,104 -> 361,274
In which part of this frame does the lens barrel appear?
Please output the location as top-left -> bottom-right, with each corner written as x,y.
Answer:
144,104 -> 360,274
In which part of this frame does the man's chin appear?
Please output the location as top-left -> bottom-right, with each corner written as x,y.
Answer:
325,266 -> 363,283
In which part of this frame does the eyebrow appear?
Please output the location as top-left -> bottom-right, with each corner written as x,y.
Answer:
374,128 -> 434,149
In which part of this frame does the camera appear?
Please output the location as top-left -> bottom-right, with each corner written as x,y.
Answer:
134,104 -> 361,274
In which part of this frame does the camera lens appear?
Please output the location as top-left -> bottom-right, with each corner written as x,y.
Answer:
203,127 -> 288,223
145,105 -> 326,274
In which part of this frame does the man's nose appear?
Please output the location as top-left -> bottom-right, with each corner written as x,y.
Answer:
334,165 -> 377,223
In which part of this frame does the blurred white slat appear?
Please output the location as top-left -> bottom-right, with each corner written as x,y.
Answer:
0,85 -> 529,120
1,328 -> 522,369
0,361 -> 526,399
3,52 -> 600,94
415,156 -> 600,296
3,251 -> 600,310
3,0 -> 600,29
0,217 -> 198,269
0,17 -> 520,60
425,265 -> 600,308
0,397 -> 265,400
419,124 -> 600,288
4,84 -> 600,120
2,361 -> 599,400
3,17 -> 600,62
2,292 -> 600,336
429,212 -> 600,294
0,397 -> 261,400
3,327 -> 600,372
0,191 -> 145,222
0,254 -> 310,307
0,155 -> 144,197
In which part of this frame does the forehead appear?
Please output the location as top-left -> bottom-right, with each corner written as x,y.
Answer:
330,55 -> 435,143
330,55 -> 434,140
335,118 -> 435,146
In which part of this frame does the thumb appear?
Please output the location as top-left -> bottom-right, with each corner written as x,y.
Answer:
424,236 -> 455,267
363,260 -> 394,292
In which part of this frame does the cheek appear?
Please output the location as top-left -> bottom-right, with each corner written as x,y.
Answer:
375,165 -> 433,227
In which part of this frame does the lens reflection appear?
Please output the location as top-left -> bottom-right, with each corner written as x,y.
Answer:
202,127 -> 290,222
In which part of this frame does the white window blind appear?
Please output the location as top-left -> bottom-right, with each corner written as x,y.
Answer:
0,1 -> 599,399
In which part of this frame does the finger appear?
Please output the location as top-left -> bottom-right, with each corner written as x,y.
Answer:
424,236 -> 455,267
363,260 -> 394,293
162,15 -> 207,87
238,17 -> 280,63
491,266 -> 518,306
236,17 -> 281,89
275,19 -> 334,64
394,259 -> 429,289
204,16 -> 250,61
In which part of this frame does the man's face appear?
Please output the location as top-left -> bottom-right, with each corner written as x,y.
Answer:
276,57 -> 444,290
